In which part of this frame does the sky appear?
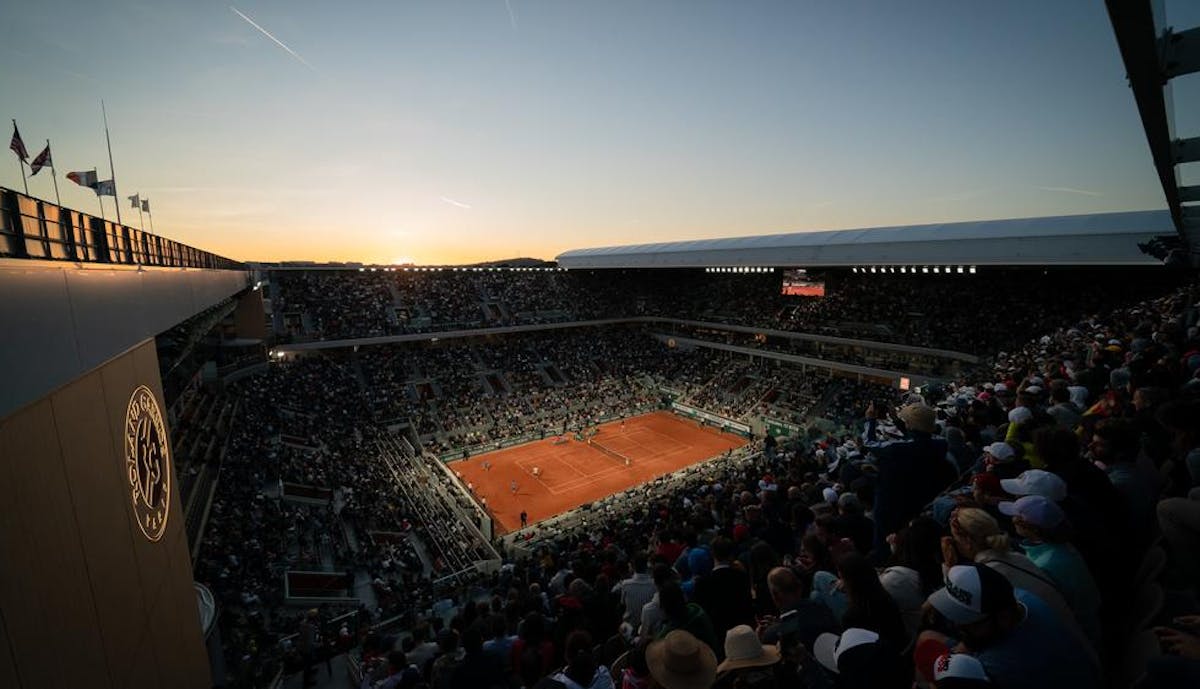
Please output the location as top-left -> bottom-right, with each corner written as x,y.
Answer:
0,0 -> 1192,264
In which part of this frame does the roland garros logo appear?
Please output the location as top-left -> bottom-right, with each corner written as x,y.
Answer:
125,385 -> 170,542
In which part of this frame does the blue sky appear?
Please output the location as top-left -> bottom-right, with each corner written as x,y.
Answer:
0,1 -> 1181,263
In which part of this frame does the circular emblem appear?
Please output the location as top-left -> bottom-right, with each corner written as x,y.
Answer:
666,338 -> 677,349
125,385 -> 170,542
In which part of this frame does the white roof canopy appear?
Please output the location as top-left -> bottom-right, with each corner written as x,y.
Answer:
556,210 -> 1171,268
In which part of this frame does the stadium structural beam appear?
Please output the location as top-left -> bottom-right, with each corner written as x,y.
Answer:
1104,0 -> 1200,263
1172,136 -> 1200,165
1162,25 -> 1200,79
1179,185 -> 1200,203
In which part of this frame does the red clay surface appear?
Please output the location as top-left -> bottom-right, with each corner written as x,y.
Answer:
453,411 -> 748,533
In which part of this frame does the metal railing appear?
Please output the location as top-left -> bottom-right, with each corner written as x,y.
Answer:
0,186 -> 242,270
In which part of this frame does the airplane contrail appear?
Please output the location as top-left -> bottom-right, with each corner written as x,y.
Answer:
230,6 -> 313,70
440,196 -> 473,209
505,0 -> 518,29
1038,186 -> 1102,197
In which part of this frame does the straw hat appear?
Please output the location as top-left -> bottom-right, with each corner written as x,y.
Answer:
646,631 -> 718,689
716,625 -> 781,673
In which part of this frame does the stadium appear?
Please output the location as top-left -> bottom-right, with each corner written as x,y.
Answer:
4,3 -> 1200,689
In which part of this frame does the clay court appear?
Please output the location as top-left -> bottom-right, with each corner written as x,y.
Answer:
454,410 -> 748,533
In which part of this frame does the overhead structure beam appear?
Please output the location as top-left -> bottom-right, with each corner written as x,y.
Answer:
1105,0 -> 1200,264
1162,26 -> 1200,79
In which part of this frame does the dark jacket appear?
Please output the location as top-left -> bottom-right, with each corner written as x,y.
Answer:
693,565 -> 755,658
870,432 -> 956,560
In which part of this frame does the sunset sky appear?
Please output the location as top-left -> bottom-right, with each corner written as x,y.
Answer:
2,1 -> 1196,264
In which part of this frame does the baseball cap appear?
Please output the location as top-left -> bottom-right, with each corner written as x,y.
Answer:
1023,385 -> 1043,396
822,487 -> 838,504
926,564 -> 1014,625
999,469 -> 1066,502
934,653 -> 992,688
998,495 -> 1065,529
1007,407 -> 1033,425
993,383 -> 1008,394
813,628 -> 881,674
983,442 -> 1015,463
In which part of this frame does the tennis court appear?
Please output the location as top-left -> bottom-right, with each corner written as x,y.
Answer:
453,410 -> 748,533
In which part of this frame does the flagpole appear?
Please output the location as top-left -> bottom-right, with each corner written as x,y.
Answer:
101,101 -> 122,225
136,193 -> 145,230
46,140 -> 61,206
12,120 -> 28,195
147,205 -> 156,234
94,167 -> 106,222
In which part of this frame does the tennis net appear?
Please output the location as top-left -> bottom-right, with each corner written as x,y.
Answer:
591,439 -> 632,466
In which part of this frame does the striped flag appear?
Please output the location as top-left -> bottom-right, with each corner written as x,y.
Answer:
9,121 -> 28,161
29,144 -> 51,176
67,170 -> 99,188
94,179 -> 116,197
128,193 -> 140,209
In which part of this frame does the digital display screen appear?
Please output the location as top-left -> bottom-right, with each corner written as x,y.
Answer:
781,269 -> 825,297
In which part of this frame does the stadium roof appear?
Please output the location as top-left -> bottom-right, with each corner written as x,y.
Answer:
555,210 -> 1172,269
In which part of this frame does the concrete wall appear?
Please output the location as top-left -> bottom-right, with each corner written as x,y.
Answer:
0,339 -> 209,689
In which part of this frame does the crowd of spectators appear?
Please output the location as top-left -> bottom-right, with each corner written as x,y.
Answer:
269,267 -> 1182,355
348,278 -> 1200,689
208,268 -> 1200,689
354,329 -> 827,459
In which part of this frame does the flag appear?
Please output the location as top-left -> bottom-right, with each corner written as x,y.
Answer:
94,179 -> 116,197
141,199 -> 150,213
29,144 -> 51,176
66,170 -> 99,188
9,121 -> 28,161
128,193 -> 140,209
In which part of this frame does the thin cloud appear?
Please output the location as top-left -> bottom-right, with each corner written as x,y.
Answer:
505,0 -> 518,29
230,6 -> 313,70
1038,186 -> 1102,197
440,196 -> 473,209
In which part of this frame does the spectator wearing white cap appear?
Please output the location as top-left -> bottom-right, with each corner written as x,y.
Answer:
999,495 -> 1101,649
813,627 -> 906,689
932,652 -> 991,689
998,470 -> 1066,503
981,442 -> 1026,480
917,564 -> 1100,689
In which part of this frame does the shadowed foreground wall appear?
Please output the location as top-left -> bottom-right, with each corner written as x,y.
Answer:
0,339 -> 209,689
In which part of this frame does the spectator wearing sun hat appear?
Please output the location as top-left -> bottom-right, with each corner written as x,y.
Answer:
1000,495 -> 1101,650
645,630 -> 717,689
713,625 -> 780,689
917,564 -> 1100,689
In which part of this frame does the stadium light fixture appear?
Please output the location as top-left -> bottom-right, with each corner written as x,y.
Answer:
358,267 -> 365,272
969,266 -> 977,274
922,267 -> 929,273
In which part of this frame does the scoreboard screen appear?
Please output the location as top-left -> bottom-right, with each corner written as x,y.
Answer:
781,269 -> 825,297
